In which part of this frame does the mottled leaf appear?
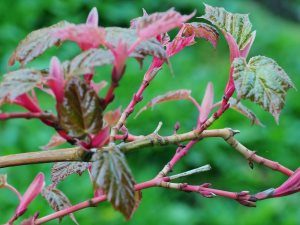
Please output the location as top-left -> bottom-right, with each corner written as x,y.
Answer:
9,21 -> 72,66
41,134 -> 67,150
229,98 -> 263,126
232,56 -> 295,123
105,27 -> 166,59
58,77 -> 103,138
0,174 -> 7,188
91,147 -> 136,219
200,4 -> 255,50
42,187 -> 78,224
135,89 -> 191,117
51,162 -> 90,186
182,22 -> 219,47
136,8 -> 194,40
63,49 -> 114,77
0,69 -> 46,101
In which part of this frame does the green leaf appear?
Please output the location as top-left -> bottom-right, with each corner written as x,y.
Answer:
0,69 -> 46,100
51,162 -> 90,186
232,56 -> 295,123
200,4 -> 255,50
58,77 -> 103,139
91,147 -> 136,219
105,27 -> 167,59
9,21 -> 72,66
42,187 -> 78,224
63,49 -> 114,77
229,98 -> 263,126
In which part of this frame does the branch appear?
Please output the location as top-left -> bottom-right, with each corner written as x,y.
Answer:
0,112 -> 56,121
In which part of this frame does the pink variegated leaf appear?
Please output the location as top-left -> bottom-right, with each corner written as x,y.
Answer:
104,107 -> 121,127
15,173 -> 45,217
224,33 -> 240,62
137,8 -> 194,40
130,8 -> 149,29
199,82 -> 214,124
9,21 -> 72,66
53,24 -> 106,50
182,22 -> 219,48
47,57 -> 65,104
91,126 -> 110,148
91,80 -> 108,94
166,34 -> 195,57
41,133 -> 67,150
240,31 -> 256,58
135,89 -> 192,118
86,7 -> 99,27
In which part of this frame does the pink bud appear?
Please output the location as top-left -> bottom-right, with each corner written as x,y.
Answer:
86,7 -> 99,27
224,32 -> 240,62
199,82 -> 214,124
15,173 -> 45,217
48,57 -> 65,104
91,126 -> 110,148
273,168 -> 300,197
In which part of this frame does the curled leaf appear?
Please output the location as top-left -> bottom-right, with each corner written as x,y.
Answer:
182,22 -> 219,47
135,89 -> 192,118
232,56 -> 295,123
136,8 -> 194,40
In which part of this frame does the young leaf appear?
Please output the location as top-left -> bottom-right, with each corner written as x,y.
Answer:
199,82 -> 214,124
135,89 -> 192,117
63,49 -> 114,77
105,27 -> 167,59
91,147 -> 136,219
9,21 -> 72,66
232,56 -> 295,123
42,187 -> 78,224
200,4 -> 255,50
182,22 -> 219,48
48,57 -> 65,104
58,77 -> 103,139
52,24 -> 106,50
0,174 -> 7,188
86,7 -> 99,27
0,69 -> 46,101
229,98 -> 264,126
91,126 -> 110,148
40,134 -> 67,150
16,173 -> 45,217
51,162 -> 90,186
136,8 -> 194,40
104,107 -> 121,127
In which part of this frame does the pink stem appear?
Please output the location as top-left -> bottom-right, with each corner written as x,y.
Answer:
5,184 -> 22,202
0,112 -> 56,121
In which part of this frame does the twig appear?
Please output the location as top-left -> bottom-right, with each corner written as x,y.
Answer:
169,164 -> 211,180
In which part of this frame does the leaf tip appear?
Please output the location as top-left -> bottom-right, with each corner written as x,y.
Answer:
86,7 -> 99,26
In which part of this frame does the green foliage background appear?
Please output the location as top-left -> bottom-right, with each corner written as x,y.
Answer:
0,0 -> 300,224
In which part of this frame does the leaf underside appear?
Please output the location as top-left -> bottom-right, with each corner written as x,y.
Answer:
135,89 -> 192,117
42,187 -> 78,224
9,21 -> 72,66
0,69 -> 46,100
201,4 -> 254,49
58,77 -> 103,139
51,162 -> 90,186
232,56 -> 295,123
91,147 -> 136,219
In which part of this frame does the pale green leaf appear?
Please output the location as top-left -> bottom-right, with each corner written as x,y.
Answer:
232,56 -> 295,123
200,4 -> 255,50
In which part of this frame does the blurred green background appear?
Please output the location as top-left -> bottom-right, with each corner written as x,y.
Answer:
0,0 -> 300,224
